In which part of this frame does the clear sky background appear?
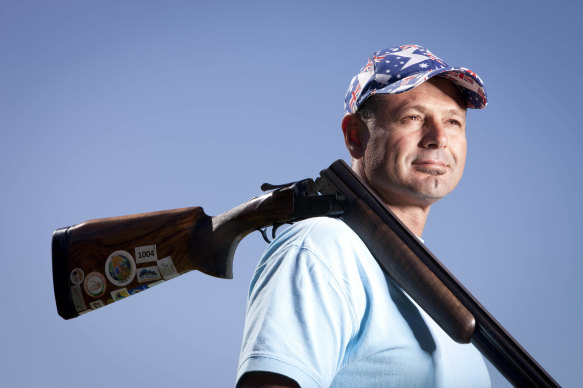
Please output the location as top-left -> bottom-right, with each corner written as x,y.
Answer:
1,1 -> 581,387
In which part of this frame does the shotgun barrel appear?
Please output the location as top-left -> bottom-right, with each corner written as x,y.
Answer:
318,160 -> 559,388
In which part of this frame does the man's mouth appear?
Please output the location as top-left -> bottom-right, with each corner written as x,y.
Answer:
413,159 -> 447,167
412,160 -> 448,175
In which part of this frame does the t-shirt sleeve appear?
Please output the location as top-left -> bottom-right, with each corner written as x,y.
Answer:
236,225 -> 357,388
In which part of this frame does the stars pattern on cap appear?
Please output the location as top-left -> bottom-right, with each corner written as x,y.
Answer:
344,44 -> 488,113
387,46 -> 431,70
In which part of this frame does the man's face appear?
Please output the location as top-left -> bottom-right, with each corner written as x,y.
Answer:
356,78 -> 467,208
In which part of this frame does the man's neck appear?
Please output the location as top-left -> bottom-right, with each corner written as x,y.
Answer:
385,203 -> 430,237
350,162 -> 432,236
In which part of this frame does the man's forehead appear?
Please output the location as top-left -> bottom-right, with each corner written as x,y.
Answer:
373,78 -> 467,113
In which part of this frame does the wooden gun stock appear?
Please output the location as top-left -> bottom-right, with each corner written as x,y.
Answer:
53,206 -> 211,319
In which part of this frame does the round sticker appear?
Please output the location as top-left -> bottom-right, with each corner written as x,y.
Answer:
83,271 -> 107,298
104,250 -> 136,286
70,268 -> 84,285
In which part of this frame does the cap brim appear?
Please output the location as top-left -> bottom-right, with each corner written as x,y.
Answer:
372,67 -> 488,109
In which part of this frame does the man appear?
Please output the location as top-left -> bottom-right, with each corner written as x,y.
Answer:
237,45 -> 490,387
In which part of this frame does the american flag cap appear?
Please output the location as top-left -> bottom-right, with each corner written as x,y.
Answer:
344,44 -> 487,114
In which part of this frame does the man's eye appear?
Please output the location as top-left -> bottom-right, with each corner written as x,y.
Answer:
448,119 -> 462,126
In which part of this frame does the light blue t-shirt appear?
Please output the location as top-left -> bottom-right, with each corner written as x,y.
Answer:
237,217 -> 490,387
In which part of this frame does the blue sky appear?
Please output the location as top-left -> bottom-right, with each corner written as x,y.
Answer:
1,1 -> 581,387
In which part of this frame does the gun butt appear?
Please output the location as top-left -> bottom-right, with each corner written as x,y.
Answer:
52,207 -> 231,320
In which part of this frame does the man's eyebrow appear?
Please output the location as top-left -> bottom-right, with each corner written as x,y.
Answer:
396,104 -> 467,117
445,107 -> 467,117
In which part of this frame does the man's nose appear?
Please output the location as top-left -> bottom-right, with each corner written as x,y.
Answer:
420,119 -> 448,149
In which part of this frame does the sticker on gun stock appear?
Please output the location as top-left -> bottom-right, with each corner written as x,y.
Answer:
135,244 -> 157,264
83,272 -> 107,298
111,288 -> 130,301
137,266 -> 161,283
89,300 -> 105,310
70,268 -> 84,285
105,250 -> 136,287
157,256 -> 179,280
129,285 -> 149,295
71,285 -> 87,312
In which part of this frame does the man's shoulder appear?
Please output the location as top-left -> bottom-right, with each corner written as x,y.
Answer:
274,217 -> 362,253
287,216 -> 352,235
259,217 -> 378,284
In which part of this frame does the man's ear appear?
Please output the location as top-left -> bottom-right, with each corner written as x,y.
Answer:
341,113 -> 367,159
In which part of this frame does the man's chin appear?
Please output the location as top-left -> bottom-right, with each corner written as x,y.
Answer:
376,184 -> 449,208
409,177 -> 456,203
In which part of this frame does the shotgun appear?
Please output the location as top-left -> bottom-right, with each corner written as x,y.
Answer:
52,160 -> 559,387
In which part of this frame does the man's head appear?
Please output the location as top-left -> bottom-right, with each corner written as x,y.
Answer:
342,45 -> 487,210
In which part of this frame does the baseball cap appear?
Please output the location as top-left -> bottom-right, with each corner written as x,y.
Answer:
344,44 -> 487,114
